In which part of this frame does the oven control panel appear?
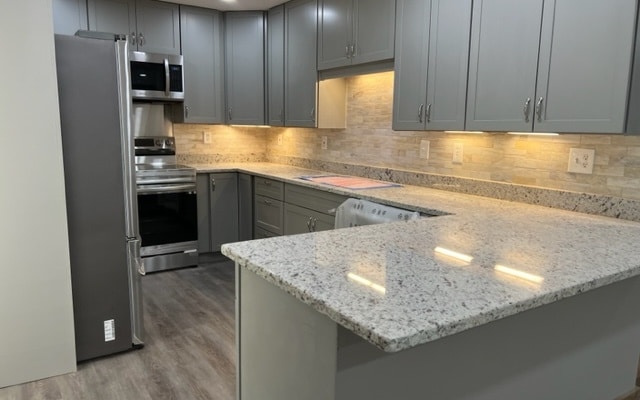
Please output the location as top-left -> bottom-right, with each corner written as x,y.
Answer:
134,136 -> 175,156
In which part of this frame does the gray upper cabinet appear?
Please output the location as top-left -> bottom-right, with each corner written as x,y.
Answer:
467,0 -> 636,133
534,0 -> 636,133
285,0 -> 317,127
466,0 -> 543,132
393,0 -> 471,131
317,0 -> 395,70
53,0 -> 88,35
88,0 -> 180,55
225,12 -> 266,125
267,5 -> 285,127
179,6 -> 225,124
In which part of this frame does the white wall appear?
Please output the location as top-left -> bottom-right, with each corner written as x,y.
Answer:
0,0 -> 77,387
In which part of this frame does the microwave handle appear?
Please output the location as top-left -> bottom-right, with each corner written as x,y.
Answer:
164,58 -> 170,96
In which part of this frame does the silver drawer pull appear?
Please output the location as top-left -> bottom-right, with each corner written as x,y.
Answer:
535,97 -> 544,122
263,199 -> 272,205
523,97 -> 531,122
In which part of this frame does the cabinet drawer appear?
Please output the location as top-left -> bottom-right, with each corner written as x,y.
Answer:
284,203 -> 335,235
285,183 -> 348,215
254,194 -> 284,235
255,177 -> 284,200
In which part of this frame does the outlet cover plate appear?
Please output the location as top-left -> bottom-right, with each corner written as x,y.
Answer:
567,148 -> 595,174
203,131 -> 211,144
321,136 -> 328,150
420,140 -> 430,159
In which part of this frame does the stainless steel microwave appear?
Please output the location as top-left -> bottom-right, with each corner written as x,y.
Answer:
130,51 -> 184,101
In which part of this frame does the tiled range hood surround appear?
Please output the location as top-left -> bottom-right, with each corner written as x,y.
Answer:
175,71 -> 640,201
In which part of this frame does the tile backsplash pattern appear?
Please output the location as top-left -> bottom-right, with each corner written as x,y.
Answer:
175,70 -> 640,201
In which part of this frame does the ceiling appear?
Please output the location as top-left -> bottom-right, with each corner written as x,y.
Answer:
159,0 -> 288,11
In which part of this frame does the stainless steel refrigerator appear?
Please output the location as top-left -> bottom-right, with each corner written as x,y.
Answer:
55,33 -> 144,362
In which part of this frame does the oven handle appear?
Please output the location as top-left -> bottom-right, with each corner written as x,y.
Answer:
137,177 -> 195,185
137,183 -> 196,195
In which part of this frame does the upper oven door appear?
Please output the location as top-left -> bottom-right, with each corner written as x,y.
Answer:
130,51 -> 184,101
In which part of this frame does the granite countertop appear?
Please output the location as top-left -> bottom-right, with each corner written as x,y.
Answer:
194,162 -> 640,352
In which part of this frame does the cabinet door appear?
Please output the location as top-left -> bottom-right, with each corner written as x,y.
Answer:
317,0 -> 352,70
53,0 -> 88,35
425,0 -> 471,131
225,12 -> 266,125
534,0 -> 636,133
254,195 -> 283,235
88,0 -> 136,46
466,0 -> 543,132
285,0 -> 317,127
196,173 -> 212,253
392,0 -> 430,130
210,173 -> 239,252
238,174 -> 253,241
352,0 -> 395,65
267,6 -> 285,126
135,0 -> 180,55
180,6 -> 225,123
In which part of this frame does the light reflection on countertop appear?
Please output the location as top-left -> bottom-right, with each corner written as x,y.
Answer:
207,162 -> 640,352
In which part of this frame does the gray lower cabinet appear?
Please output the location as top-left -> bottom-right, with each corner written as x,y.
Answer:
224,12 -> 266,125
178,6 -> 225,124
53,0 -> 88,35
267,5 -> 285,127
238,173 -> 253,241
196,173 -> 239,253
283,183 -> 347,235
317,0 -> 395,70
466,0 -> 636,133
87,0 -> 180,54
392,0 -> 471,131
254,177 -> 284,236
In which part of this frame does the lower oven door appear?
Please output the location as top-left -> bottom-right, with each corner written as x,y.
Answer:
137,183 -> 198,272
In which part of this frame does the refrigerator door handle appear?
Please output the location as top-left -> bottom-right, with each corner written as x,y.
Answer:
127,239 -> 145,346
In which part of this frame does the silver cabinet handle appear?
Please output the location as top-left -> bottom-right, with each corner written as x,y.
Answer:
311,218 -> 317,232
426,103 -> 432,123
306,216 -> 312,231
278,108 -> 284,123
130,32 -> 137,46
535,97 -> 544,121
263,179 -> 271,186
210,177 -> 216,191
164,58 -> 170,96
185,105 -> 189,118
523,97 -> 531,122
350,44 -> 355,57
418,104 -> 424,123
345,45 -> 350,58
228,108 -> 232,121
138,32 -> 145,46
310,107 -> 315,121
263,199 -> 273,205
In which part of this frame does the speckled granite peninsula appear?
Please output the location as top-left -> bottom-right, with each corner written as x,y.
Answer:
195,162 -> 640,399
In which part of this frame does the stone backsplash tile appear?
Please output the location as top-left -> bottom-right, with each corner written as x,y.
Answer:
174,70 -> 640,202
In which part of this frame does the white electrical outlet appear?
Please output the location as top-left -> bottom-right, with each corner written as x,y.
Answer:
203,131 -> 211,144
453,143 -> 463,164
321,136 -> 328,150
419,140 -> 430,159
567,148 -> 595,174
104,319 -> 115,342
277,134 -> 283,145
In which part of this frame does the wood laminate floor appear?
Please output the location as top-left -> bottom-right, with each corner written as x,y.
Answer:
0,258 -> 236,400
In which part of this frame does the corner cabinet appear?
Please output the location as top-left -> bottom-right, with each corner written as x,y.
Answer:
53,0 -> 88,35
317,0 -> 395,70
466,0 -> 636,133
224,12 -> 266,125
392,0 -> 472,131
267,0 -> 317,128
87,0 -> 180,55
284,0 -> 318,127
178,6 -> 225,124
196,173 -> 239,254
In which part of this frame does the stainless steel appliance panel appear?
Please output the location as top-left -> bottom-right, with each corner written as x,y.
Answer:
129,51 -> 184,101
55,34 -> 143,361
